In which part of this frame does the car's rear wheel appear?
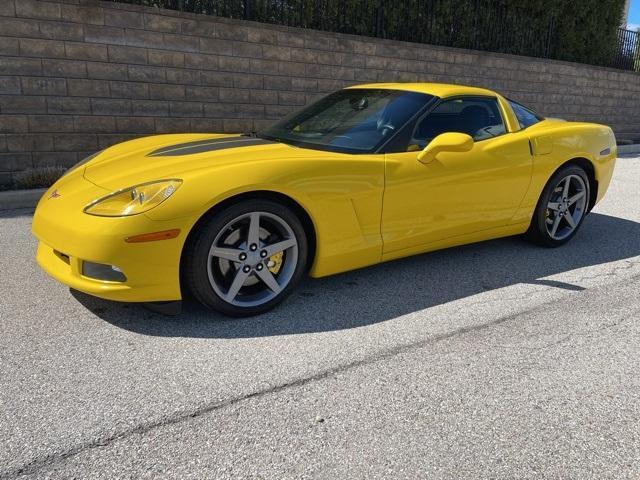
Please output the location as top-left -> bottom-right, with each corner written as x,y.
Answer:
184,199 -> 308,317
526,164 -> 590,247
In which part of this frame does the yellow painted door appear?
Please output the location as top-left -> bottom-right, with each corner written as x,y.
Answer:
382,132 -> 533,255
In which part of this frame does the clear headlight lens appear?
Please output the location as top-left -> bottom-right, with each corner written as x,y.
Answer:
84,179 -> 182,217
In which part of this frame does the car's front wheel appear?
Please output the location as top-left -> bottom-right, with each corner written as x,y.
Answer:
184,199 -> 308,317
526,164 -> 590,247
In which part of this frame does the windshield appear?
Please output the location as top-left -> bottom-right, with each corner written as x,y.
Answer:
259,89 -> 434,154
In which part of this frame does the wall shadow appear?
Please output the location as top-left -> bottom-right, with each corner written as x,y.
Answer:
72,213 -> 640,338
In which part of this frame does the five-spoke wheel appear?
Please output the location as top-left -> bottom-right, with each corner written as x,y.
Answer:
544,174 -> 588,241
207,211 -> 298,307
184,199 -> 308,316
527,164 -> 591,247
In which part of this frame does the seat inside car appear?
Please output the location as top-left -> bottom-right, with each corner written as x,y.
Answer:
459,105 -> 490,137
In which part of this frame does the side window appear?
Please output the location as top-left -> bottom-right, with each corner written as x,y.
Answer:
410,97 -> 506,150
508,99 -> 543,129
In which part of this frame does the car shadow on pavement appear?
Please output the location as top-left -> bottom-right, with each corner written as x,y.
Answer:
73,212 -> 640,338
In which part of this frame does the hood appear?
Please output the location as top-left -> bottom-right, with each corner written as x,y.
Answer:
84,133 -> 301,190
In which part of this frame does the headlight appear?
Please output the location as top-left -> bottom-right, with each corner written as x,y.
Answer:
61,150 -> 103,178
84,179 -> 182,217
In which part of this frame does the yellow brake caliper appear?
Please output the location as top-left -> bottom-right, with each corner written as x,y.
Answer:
267,252 -> 284,274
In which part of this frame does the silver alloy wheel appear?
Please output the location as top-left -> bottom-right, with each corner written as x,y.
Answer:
206,211 -> 298,307
545,174 -> 588,241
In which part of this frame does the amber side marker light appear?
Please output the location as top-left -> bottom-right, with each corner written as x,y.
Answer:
125,229 -> 181,243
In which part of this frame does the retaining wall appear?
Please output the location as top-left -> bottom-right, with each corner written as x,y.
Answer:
1,0 -> 639,185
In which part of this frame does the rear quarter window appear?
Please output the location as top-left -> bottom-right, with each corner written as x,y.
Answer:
508,100 -> 543,129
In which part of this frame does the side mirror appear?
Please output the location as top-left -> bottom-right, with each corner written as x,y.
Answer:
417,132 -> 474,164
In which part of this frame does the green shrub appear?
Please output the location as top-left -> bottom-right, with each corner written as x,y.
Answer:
114,0 -> 629,68
13,166 -> 68,190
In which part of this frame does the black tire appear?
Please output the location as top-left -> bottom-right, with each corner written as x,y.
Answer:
525,164 -> 590,247
184,199 -> 308,317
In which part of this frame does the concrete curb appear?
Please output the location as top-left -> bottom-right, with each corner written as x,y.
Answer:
618,144 -> 640,155
0,188 -> 46,211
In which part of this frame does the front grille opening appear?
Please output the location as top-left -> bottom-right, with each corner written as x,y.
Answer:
53,250 -> 70,265
82,261 -> 127,283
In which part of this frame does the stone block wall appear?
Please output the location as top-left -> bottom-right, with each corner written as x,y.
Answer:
1,0 -> 639,186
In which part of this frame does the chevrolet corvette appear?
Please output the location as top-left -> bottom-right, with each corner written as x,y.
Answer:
32,83 -> 617,316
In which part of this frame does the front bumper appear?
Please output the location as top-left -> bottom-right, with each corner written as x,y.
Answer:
32,176 -> 190,303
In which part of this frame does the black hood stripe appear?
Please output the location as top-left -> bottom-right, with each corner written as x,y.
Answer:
147,137 -> 276,157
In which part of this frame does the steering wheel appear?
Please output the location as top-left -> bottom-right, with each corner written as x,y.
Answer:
378,123 -> 396,136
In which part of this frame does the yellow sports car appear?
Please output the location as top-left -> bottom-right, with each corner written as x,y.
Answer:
32,83 -> 617,316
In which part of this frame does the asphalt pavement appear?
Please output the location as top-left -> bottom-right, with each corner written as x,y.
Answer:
1,156 -> 639,479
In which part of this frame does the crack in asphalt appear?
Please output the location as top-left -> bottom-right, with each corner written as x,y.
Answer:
571,259 -> 639,282
3,272 -> 640,479
490,305 -> 637,352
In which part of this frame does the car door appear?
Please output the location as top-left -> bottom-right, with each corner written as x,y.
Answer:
381,96 -> 533,256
